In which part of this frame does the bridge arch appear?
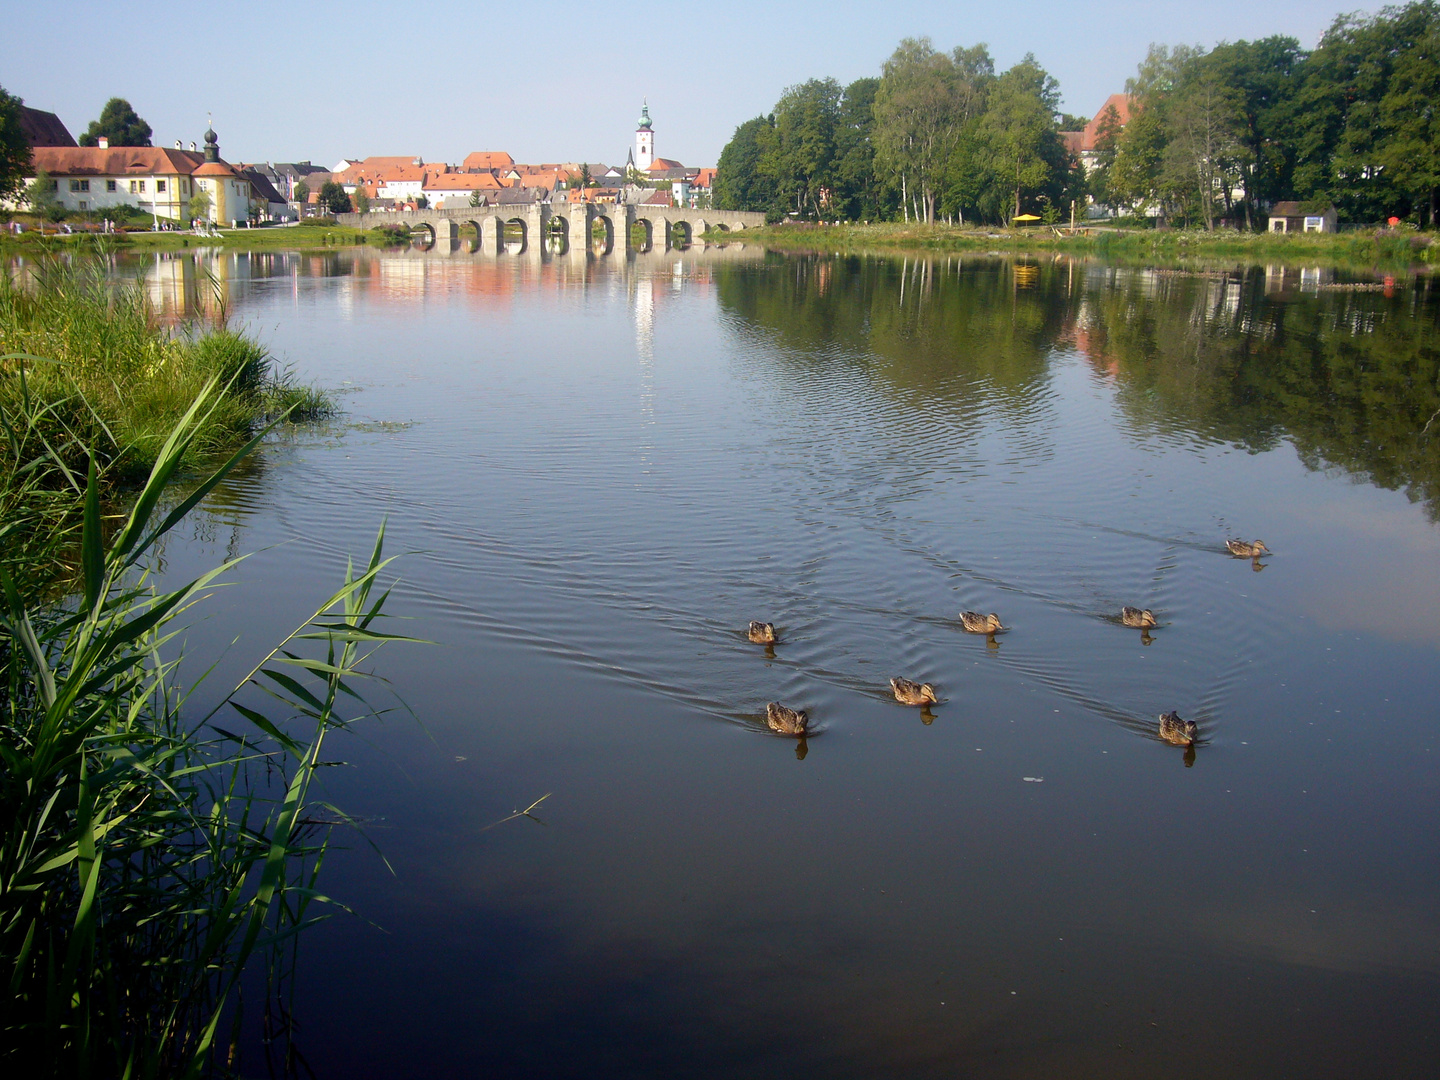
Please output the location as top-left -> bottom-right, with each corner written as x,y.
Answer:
409,220 -> 436,248
590,214 -> 615,256
667,219 -> 693,248
631,216 -> 656,254
501,216 -> 528,254
545,215 -> 570,255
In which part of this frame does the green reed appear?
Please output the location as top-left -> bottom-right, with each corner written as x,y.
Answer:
1,254 -> 331,590
0,378 -> 416,1077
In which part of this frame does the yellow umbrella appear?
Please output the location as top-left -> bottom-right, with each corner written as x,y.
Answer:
1012,214 -> 1041,222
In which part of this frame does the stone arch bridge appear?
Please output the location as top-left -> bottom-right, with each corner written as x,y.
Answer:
334,203 -> 766,254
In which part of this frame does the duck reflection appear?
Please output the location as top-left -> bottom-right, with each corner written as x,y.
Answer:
1183,744 -> 1197,768
795,737 -> 809,761
919,706 -> 936,726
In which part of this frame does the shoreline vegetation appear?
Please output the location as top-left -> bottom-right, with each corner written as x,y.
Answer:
0,258 -> 415,1076
0,222 -> 409,254
1,257 -> 331,584
708,222 -> 1440,269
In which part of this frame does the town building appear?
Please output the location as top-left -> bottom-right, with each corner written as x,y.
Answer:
6,126 -> 254,225
1268,202 -> 1338,233
1060,94 -> 1133,177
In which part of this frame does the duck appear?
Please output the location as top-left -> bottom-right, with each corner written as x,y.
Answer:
890,677 -> 938,706
960,611 -> 1006,634
1121,606 -> 1158,629
747,621 -> 778,644
1226,539 -> 1269,558
766,701 -> 810,736
1158,711 -> 1198,746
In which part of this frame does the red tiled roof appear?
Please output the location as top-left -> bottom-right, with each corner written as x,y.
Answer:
646,157 -> 685,172
462,151 -> 514,171
28,146 -> 208,176
1081,94 -> 1132,152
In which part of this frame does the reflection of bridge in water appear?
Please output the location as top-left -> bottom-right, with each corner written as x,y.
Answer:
334,203 -> 767,255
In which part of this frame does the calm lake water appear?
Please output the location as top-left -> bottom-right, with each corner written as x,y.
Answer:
125,246 -> 1440,1076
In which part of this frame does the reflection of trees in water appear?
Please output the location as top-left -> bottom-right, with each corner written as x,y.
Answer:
716,255 -> 1079,403
718,257 -> 1440,519
1084,270 -> 1440,519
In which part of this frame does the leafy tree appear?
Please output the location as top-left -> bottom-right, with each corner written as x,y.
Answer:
1087,102 -> 1124,207
318,180 -> 352,214
764,78 -> 842,218
873,38 -> 977,222
1110,106 -> 1167,215
0,85 -> 32,203
188,187 -> 211,222
24,168 -> 62,221
294,180 -> 309,204
353,188 -> 370,214
77,98 -> 152,147
1378,24 -> 1440,225
1203,36 -> 1305,228
1292,2 -> 1439,221
831,77 -> 890,220
972,55 -> 1065,221
414,194 -> 428,209
715,115 -> 778,213
1162,71 -> 1249,229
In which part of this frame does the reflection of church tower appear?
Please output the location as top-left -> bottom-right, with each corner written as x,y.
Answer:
635,102 -> 654,171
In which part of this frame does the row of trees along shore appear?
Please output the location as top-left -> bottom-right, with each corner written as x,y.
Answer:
715,1 -> 1440,229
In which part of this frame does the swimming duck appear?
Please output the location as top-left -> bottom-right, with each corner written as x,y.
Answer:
1121,606 -> 1158,629
1226,539 -> 1269,558
1158,711 -> 1198,746
766,701 -> 810,736
890,677 -> 938,706
960,611 -> 1006,634
747,621 -> 778,644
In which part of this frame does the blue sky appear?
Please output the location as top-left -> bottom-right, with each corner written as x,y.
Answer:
6,1 -> 1353,170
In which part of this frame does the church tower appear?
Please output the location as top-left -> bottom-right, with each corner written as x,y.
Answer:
635,102 -> 654,171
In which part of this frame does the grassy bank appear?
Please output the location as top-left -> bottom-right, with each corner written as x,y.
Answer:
1,259 -> 407,1075
718,221 -> 1440,269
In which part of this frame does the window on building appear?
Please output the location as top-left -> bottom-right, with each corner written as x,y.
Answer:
106,179 -> 117,192
139,180 -> 146,193
78,201 -> 88,210
129,180 -> 138,194
70,179 -> 90,192
156,180 -> 166,193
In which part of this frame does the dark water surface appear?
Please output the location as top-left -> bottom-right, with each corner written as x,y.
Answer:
133,247 -> 1439,1077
